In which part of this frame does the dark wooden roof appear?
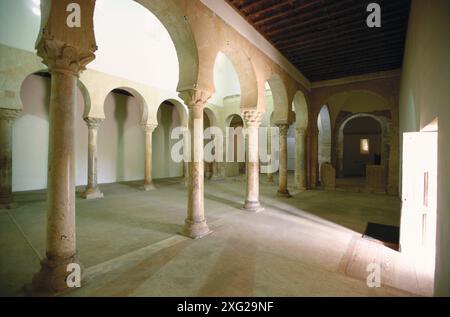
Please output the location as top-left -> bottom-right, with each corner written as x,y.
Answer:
226,0 -> 411,81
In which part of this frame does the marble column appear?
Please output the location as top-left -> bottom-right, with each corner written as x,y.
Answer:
179,89 -> 212,239
295,127 -> 307,191
82,118 -> 103,199
30,17 -> 97,294
242,110 -> 263,212
0,108 -> 21,209
142,123 -> 157,191
277,124 -> 291,198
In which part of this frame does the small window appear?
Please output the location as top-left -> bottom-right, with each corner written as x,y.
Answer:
360,138 -> 370,154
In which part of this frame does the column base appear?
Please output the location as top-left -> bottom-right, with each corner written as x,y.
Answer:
277,189 -> 292,198
178,219 -> 212,239
81,187 -> 104,200
0,201 -> 19,210
143,183 -> 156,191
27,253 -> 85,297
210,175 -> 224,181
243,200 -> 264,213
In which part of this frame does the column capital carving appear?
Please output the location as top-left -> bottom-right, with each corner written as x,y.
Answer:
142,123 -> 158,133
0,108 -> 22,121
84,117 -> 104,129
178,89 -> 212,108
242,109 -> 262,127
276,123 -> 290,136
296,127 -> 307,135
36,39 -> 96,76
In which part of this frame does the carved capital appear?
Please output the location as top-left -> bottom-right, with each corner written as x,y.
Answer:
36,39 -> 95,75
178,89 -> 212,108
296,127 -> 307,136
242,110 -> 262,127
277,124 -> 290,136
0,108 -> 22,121
84,117 -> 104,129
142,123 -> 158,134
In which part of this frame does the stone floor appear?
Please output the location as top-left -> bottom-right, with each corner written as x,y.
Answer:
0,175 -> 432,297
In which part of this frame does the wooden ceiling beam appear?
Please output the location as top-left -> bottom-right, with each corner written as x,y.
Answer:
283,28 -> 405,56
275,10 -> 408,50
247,0 -> 295,20
268,0 -> 408,43
308,63 -> 400,81
253,0 -> 326,27
298,52 -> 403,72
263,1 -> 363,37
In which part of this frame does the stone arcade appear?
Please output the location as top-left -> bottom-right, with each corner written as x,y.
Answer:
0,0 -> 449,297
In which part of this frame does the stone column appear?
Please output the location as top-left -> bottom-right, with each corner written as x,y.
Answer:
309,129 -> 319,188
30,0 -> 97,295
0,108 -> 21,209
277,124 -> 291,197
295,127 -> 307,191
142,123 -> 157,191
266,126 -> 274,184
81,118 -> 103,199
179,89 -> 212,239
242,110 -> 263,212
210,136 -> 222,180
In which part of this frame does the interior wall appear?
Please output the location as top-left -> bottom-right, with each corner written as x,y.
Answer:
13,74 -> 87,192
210,52 -> 241,107
398,0 -> 450,296
153,102 -> 183,179
343,117 -> 382,177
98,92 -> 144,184
343,134 -> 381,177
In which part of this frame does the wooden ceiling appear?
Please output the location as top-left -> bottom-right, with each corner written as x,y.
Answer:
226,0 -> 411,82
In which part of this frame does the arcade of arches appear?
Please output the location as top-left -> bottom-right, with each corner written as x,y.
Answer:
0,0 -> 449,297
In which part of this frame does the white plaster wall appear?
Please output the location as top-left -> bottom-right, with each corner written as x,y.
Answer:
0,0 -> 40,53
13,74 -> 88,191
0,0 -> 179,92
210,52 -> 241,107
398,0 -> 450,296
153,103 -> 183,179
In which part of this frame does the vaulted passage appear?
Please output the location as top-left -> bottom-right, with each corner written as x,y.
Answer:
0,0 -> 449,298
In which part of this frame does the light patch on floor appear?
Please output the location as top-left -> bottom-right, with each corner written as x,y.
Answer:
0,175 -> 431,297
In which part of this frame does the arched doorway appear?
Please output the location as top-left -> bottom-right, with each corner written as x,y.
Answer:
342,117 -> 382,178
335,113 -> 388,192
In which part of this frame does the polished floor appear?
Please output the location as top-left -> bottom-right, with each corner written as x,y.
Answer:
0,175 -> 432,297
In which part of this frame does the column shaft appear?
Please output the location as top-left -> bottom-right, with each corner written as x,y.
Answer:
31,71 -> 81,294
243,110 -> 263,212
295,128 -> 307,190
277,124 -> 291,197
0,109 -> 20,209
267,127 -> 274,184
179,90 -> 211,239
82,118 -> 103,199
143,124 -> 157,191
